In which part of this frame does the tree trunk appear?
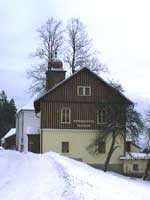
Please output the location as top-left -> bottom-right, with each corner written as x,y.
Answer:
71,46 -> 76,74
143,159 -> 150,180
104,132 -> 116,172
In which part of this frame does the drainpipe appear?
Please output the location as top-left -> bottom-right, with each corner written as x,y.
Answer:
20,110 -> 24,152
16,113 -> 19,150
35,112 -> 42,154
40,128 -> 43,154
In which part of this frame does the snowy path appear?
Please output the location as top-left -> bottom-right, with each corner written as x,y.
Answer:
49,152 -> 150,200
0,151 -> 78,200
0,150 -> 150,200
46,155 -> 80,200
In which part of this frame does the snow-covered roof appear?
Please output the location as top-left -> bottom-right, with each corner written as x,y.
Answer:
17,93 -> 42,112
17,96 -> 35,112
2,128 -> 16,140
120,152 -> 150,160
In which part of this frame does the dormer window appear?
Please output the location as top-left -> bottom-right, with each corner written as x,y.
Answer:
77,86 -> 91,96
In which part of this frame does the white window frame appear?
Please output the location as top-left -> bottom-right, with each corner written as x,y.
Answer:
77,86 -> 91,96
61,107 -> 71,124
97,109 -> 107,124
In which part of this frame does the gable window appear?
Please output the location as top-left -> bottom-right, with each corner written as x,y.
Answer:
62,142 -> 69,153
133,164 -> 139,171
77,86 -> 91,96
61,108 -> 71,124
97,109 -> 107,124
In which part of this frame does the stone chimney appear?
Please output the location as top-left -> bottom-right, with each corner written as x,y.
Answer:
46,59 -> 66,91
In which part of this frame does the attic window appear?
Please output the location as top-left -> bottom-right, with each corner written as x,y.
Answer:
77,86 -> 91,96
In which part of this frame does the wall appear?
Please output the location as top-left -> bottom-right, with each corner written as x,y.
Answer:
130,144 -> 141,153
40,69 -> 127,129
16,110 -> 40,152
123,159 -> 150,177
4,135 -> 16,150
23,110 -> 40,151
16,110 -> 23,151
41,129 -> 124,171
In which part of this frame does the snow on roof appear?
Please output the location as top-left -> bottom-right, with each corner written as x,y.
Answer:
120,152 -> 150,160
2,128 -> 16,140
17,93 -> 42,112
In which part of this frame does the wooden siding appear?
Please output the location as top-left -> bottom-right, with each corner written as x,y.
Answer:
40,68 -> 127,129
4,135 -> 16,150
43,69 -> 116,102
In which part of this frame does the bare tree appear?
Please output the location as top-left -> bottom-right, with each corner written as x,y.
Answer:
65,18 -> 106,74
27,63 -> 47,94
27,18 -> 107,94
143,111 -> 150,180
27,18 -> 64,94
108,79 -> 124,93
88,83 -> 144,172
35,18 -> 64,61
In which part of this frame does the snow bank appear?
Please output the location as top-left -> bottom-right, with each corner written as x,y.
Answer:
0,150 -> 149,200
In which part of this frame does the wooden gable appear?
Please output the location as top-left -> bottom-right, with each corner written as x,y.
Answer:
35,67 -> 131,130
37,67 -> 131,104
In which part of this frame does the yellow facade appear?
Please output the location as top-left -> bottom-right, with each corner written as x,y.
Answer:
123,159 -> 149,175
41,129 -> 124,165
130,144 -> 141,153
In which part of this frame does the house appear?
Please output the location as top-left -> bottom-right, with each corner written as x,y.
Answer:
125,140 -> 141,153
121,153 -> 150,178
121,141 -> 150,178
16,97 -> 40,153
33,59 -> 132,173
1,128 -> 16,149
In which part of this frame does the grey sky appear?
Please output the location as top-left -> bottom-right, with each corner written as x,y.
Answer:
0,0 -> 150,113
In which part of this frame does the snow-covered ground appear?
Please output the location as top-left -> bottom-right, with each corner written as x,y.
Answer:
0,150 -> 149,200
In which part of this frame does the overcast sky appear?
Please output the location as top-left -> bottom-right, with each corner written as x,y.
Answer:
0,0 -> 150,113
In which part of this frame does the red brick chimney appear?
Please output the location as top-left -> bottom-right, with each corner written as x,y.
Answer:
46,59 -> 66,91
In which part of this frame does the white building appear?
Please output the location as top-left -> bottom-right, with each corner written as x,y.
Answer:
1,128 -> 16,149
16,97 -> 40,152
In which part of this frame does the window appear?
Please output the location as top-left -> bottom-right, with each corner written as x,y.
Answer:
108,108 -> 114,123
97,109 -> 107,124
133,164 -> 139,171
61,108 -> 71,124
77,86 -> 91,96
62,142 -> 69,153
98,141 -> 106,153
78,87 -> 84,96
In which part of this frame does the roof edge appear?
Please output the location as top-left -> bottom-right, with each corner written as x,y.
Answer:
34,67 -> 133,105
